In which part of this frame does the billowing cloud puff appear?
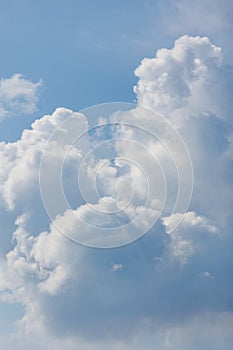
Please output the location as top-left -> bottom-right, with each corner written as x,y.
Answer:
0,35 -> 233,349
0,74 -> 41,121
134,35 -> 232,125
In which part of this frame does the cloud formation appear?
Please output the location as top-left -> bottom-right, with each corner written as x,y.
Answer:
134,35 -> 227,122
0,35 -> 233,349
0,74 -> 41,121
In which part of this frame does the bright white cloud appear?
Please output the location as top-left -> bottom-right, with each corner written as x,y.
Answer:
0,35 -> 232,349
0,73 -> 41,121
134,35 -> 232,126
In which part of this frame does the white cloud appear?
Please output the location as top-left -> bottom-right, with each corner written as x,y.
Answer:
200,271 -> 215,279
111,263 -> 123,272
134,35 -> 232,127
163,211 -> 218,235
170,0 -> 233,62
0,35 -> 232,349
0,73 -> 41,121
162,211 -> 218,264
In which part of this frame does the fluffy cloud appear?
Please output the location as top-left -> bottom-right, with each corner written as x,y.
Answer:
169,0 -> 233,62
134,35 -> 233,125
0,74 -> 41,121
134,35 -> 233,224
163,211 -> 218,264
0,34 -> 233,349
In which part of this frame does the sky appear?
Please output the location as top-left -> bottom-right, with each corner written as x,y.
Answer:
0,1 -> 233,349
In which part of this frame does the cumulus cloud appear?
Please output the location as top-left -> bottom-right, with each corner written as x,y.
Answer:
134,34 -> 233,224
169,0 -> 233,62
134,35 -> 224,121
0,74 -> 41,121
162,211 -> 218,264
0,35 -> 233,349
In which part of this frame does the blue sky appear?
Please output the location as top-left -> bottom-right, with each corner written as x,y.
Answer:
0,1 -> 233,349
0,0 -> 162,140
0,0 -> 232,141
